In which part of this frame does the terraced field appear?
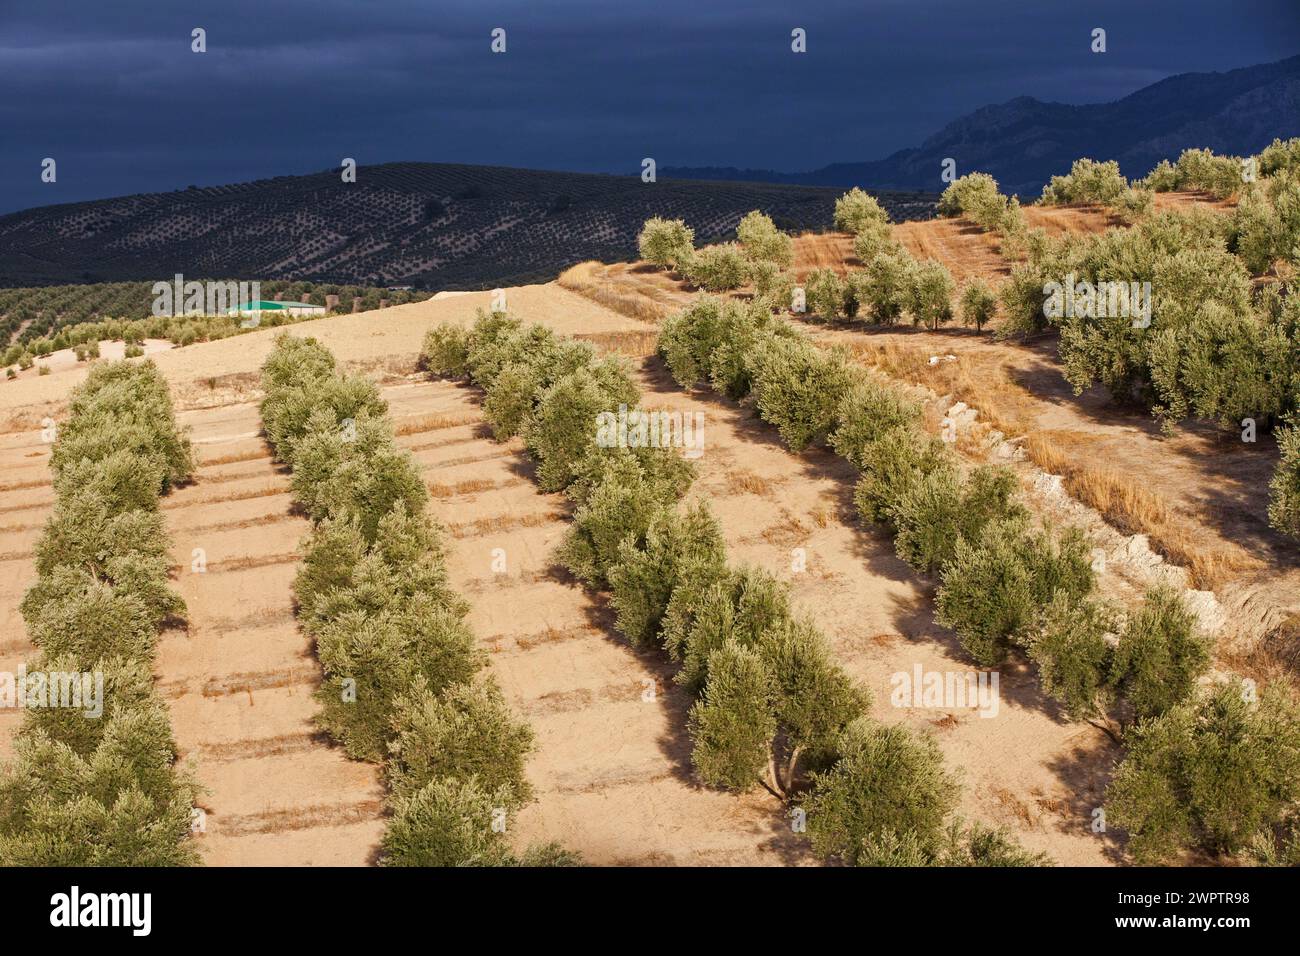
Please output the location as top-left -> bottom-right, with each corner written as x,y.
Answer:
0,277 -> 1136,865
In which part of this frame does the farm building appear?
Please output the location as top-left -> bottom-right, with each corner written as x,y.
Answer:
228,300 -> 326,318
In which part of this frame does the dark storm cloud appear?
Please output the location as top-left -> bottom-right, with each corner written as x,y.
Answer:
1,0 -> 1297,212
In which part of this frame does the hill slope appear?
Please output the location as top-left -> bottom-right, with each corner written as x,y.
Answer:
0,164 -> 934,290
665,54 -> 1300,196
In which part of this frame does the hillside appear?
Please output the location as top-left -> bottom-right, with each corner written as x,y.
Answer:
0,164 -> 934,291
665,54 -> 1300,196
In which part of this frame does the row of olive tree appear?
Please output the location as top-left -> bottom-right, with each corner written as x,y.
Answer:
259,333 -> 575,867
0,360 -> 200,865
660,294 -> 1300,864
657,297 -> 1054,865
833,190 -> 994,331
423,308 -> 1044,866
638,211 -> 794,295
997,164 -> 1300,537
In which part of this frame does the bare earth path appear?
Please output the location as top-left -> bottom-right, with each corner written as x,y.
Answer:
161,401 -> 387,865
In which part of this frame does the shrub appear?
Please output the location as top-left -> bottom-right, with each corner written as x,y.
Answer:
1039,158 -> 1128,205
387,676 -> 534,807
314,597 -> 483,761
659,297 -> 726,388
933,820 -> 1052,866
1145,302 -> 1288,429
0,723 -> 200,866
687,641 -> 777,791
748,261 -> 795,307
463,311 -> 527,389
859,250 -> 915,324
23,650 -> 149,749
1113,187 -> 1154,224
853,425 -> 952,527
735,211 -> 793,268
55,361 -> 194,487
420,324 -> 472,377
829,377 -> 923,469
959,278 -> 998,332
289,413 -> 429,539
707,302 -> 796,400
938,173 -> 1016,234
482,361 -> 544,439
52,450 -> 166,515
608,502 -> 728,648
555,457 -> 670,588
857,819 -> 1051,867
638,216 -> 695,270
672,566 -> 792,691
1229,186 -> 1282,274
935,521 -> 1094,666
834,187 -> 890,233
381,776 -> 514,867
1105,681 -> 1300,863
1109,585 -> 1210,722
804,268 -> 848,321
1022,593 -> 1117,721
1269,417 -> 1300,538
759,618 -> 869,775
526,358 -> 639,492
1142,159 -> 1179,192
690,619 -> 867,796
749,337 -> 855,450
938,172 -> 1003,218
907,259 -> 955,330
262,372 -> 387,465
683,243 -> 749,292
1173,148 -> 1244,199
1258,137 -> 1300,176
564,443 -> 695,509
34,488 -> 169,576
24,574 -> 158,663
803,719 -> 959,866
892,464 -> 1024,574
851,218 -> 896,264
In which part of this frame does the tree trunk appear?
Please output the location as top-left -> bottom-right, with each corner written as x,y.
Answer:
781,745 -> 804,796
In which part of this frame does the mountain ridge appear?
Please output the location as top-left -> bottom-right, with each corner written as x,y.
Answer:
663,54 -> 1300,195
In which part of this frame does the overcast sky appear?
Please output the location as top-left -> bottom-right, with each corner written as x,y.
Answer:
1,0 -> 1297,213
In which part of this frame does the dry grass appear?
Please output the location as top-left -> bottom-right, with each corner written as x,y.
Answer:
848,340 -> 1038,438
1025,430 -> 1260,589
728,469 -> 772,496
0,477 -> 49,492
1223,613 -> 1300,692
200,447 -> 270,467
425,476 -> 507,498
761,509 -> 810,547
394,411 -> 479,436
1026,431 -> 1170,529
574,330 -> 660,357
558,260 -> 675,324
448,510 -> 562,539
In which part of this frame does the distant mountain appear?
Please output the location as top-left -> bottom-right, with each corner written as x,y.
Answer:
665,54 -> 1300,196
0,164 -> 934,290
